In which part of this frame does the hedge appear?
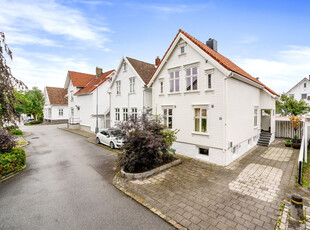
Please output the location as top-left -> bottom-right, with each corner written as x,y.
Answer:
29,120 -> 42,125
0,148 -> 26,178
11,129 -> 23,136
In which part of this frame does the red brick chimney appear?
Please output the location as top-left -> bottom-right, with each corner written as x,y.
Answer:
155,56 -> 161,67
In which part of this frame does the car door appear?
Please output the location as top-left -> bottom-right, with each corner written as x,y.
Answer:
100,130 -> 109,145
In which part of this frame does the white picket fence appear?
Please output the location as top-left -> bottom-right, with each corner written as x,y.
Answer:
275,120 -> 303,139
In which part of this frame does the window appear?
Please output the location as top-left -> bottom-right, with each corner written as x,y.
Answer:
123,62 -> 127,72
180,46 -> 185,54
71,108 -> 74,117
116,81 -> 121,95
194,108 -> 207,133
304,82 -> 307,88
129,77 -> 135,93
123,108 -> 128,121
179,42 -> 186,55
186,67 -> 198,91
163,108 -> 173,128
59,109 -> 63,116
131,107 -> 138,119
169,70 -> 180,92
232,146 -> 238,154
160,80 -> 164,94
199,148 -> 209,156
115,108 -> 120,121
207,74 -> 212,89
301,94 -> 307,99
254,107 -> 258,127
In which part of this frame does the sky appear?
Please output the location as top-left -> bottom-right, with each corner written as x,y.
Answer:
0,0 -> 309,94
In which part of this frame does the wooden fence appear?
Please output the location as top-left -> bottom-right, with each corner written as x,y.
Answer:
275,120 -> 303,139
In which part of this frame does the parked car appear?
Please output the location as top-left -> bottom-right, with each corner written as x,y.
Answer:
24,118 -> 34,125
96,129 -> 123,149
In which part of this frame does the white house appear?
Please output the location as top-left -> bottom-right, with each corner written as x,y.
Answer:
64,69 -> 115,132
148,29 -> 278,166
43,87 -> 68,124
109,56 -> 155,127
286,76 -> 310,101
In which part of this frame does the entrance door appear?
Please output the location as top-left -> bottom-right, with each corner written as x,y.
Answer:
261,109 -> 271,132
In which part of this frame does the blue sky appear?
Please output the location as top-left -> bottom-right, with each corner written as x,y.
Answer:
0,0 -> 309,94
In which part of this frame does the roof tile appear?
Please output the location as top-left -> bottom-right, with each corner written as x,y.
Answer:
126,57 -> 155,84
45,87 -> 68,105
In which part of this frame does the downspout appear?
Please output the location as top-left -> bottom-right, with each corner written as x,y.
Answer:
223,75 -> 228,165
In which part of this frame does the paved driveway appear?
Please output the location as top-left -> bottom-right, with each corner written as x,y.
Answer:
118,139 -> 308,230
0,125 -> 173,230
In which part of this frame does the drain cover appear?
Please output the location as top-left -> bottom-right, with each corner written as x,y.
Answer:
31,137 -> 39,139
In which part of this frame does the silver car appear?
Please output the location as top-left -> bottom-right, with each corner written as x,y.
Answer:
96,129 -> 123,149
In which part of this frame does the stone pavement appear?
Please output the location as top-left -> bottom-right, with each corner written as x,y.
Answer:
116,139 -> 310,230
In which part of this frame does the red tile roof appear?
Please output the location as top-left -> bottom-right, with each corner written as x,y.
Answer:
74,70 -> 114,95
68,71 -> 96,87
126,57 -> 155,84
149,29 -> 278,96
45,87 -> 68,105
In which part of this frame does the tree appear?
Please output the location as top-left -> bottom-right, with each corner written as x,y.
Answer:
276,94 -> 310,116
0,32 -> 26,127
289,115 -> 302,139
24,87 -> 44,121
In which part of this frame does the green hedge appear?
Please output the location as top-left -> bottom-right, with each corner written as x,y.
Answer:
11,129 -> 23,136
29,120 -> 42,125
0,148 -> 26,178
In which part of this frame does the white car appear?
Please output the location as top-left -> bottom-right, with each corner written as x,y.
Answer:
96,129 -> 123,149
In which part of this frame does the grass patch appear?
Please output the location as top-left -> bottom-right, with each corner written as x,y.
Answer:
302,150 -> 310,188
11,129 -> 23,136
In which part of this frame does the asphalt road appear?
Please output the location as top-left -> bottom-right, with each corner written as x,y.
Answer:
0,124 -> 174,230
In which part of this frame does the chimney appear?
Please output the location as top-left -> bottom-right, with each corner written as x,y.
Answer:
96,67 -> 103,79
155,56 -> 161,67
206,38 -> 218,52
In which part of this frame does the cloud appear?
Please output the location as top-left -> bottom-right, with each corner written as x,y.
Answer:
0,0 -> 110,48
143,3 -> 211,14
234,45 -> 310,94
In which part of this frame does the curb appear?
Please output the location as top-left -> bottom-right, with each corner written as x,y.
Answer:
112,173 -> 187,230
0,165 -> 27,182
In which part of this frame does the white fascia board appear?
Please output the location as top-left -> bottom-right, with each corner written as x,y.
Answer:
263,88 -> 278,99
64,71 -> 71,89
110,56 -> 126,89
230,72 -> 264,89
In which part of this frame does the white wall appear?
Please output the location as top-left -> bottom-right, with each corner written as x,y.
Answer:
43,87 -> 68,122
287,78 -> 310,102
110,58 -> 147,127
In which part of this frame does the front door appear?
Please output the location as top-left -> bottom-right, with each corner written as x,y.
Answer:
261,109 -> 271,132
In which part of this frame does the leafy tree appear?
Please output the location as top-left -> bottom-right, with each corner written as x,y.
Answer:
276,94 -> 310,116
289,115 -> 302,139
113,110 -> 178,173
0,32 -> 26,127
24,87 -> 44,121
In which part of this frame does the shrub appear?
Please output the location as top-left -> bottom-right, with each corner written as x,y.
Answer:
29,120 -> 42,125
113,109 -> 178,173
4,125 -> 18,131
0,148 -> 26,177
11,129 -> 23,136
0,129 -> 16,153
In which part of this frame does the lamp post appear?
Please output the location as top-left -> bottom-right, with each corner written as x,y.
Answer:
95,85 -> 99,133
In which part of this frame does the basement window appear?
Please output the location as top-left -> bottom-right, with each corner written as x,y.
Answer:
199,148 -> 209,156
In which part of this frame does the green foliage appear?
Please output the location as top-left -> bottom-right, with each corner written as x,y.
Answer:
114,110 -> 178,173
0,129 -> 16,153
29,120 -> 42,125
4,125 -> 18,131
11,129 -> 22,136
276,94 -> 310,116
285,140 -> 291,145
0,147 -> 26,177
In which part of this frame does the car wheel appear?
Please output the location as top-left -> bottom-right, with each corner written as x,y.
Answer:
110,142 -> 115,149
96,137 -> 100,144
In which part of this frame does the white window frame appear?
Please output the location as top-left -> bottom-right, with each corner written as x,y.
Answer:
163,107 -> 173,128
123,108 -> 128,121
115,108 -> 120,121
169,70 -> 180,93
254,107 -> 258,128
116,80 -> 121,95
301,93 -> 307,99
194,107 -> 208,133
59,109 -> 63,116
185,66 -> 198,91
179,42 -> 187,55
131,107 -> 138,119
129,77 -> 135,93
123,62 -> 127,72
160,80 -> 164,94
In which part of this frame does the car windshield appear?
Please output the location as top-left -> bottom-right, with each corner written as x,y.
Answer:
110,130 -> 123,137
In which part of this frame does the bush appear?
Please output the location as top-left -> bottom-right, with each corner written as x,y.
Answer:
113,110 -> 178,173
0,148 -> 26,177
5,125 -> 18,131
29,120 -> 42,125
11,129 -> 23,136
0,129 -> 16,153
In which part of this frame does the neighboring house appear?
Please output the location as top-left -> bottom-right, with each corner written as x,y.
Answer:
148,29 -> 278,166
286,76 -> 310,101
64,69 -> 115,132
109,56 -> 156,127
43,86 -> 68,124
74,68 -> 115,132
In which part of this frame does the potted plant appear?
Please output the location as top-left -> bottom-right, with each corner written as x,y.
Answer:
289,115 -> 302,149
285,140 -> 291,147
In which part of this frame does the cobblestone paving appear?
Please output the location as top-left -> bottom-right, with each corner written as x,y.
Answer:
118,139 -> 309,230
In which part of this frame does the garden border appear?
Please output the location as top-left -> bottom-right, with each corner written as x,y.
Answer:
0,165 -> 27,182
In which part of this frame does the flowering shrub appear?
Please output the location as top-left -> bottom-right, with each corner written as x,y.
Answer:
113,110 -> 178,173
0,129 -> 16,153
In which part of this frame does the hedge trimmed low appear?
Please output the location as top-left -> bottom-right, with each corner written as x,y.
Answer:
11,129 -> 23,136
0,148 -> 26,178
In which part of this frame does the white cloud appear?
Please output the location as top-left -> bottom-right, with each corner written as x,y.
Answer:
234,46 -> 310,94
143,3 -> 211,14
0,0 -> 110,48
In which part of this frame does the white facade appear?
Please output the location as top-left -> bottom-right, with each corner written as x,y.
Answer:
43,87 -> 68,123
286,77 -> 310,101
149,32 -> 277,166
109,57 -> 153,127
